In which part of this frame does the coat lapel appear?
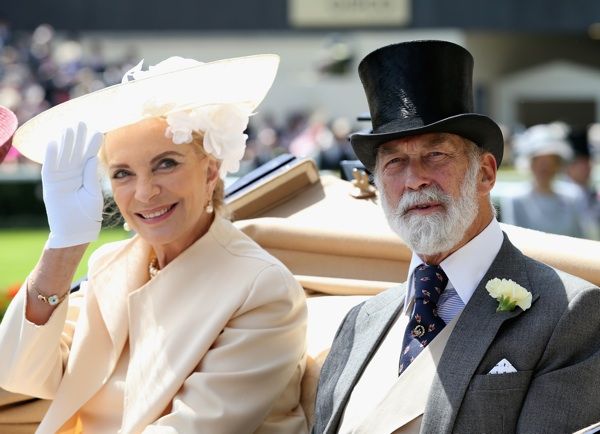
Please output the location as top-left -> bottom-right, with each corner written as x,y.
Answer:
40,237 -> 150,433
92,237 -> 151,369
325,284 -> 406,433
121,218 -> 249,433
422,234 -> 540,434
353,314 -> 460,434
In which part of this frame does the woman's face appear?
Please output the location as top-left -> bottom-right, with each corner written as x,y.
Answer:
530,153 -> 562,187
103,117 -> 219,259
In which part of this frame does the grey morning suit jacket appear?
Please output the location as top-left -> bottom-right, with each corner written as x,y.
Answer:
312,234 -> 600,434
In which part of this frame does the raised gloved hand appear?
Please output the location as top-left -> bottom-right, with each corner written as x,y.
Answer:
42,122 -> 104,248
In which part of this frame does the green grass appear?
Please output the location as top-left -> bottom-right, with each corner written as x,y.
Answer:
0,228 -> 129,315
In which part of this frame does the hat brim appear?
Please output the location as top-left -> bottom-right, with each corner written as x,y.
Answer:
350,113 -> 504,172
13,54 -> 280,163
0,105 -> 17,164
0,105 -> 18,147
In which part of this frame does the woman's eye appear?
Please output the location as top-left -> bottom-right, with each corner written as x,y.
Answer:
157,158 -> 179,170
112,169 -> 130,179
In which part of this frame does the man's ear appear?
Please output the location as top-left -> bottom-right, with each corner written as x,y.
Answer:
478,153 -> 497,195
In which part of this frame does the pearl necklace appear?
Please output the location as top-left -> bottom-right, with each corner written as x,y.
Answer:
148,257 -> 160,279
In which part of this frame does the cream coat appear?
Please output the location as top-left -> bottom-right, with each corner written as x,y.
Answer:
0,217 -> 308,434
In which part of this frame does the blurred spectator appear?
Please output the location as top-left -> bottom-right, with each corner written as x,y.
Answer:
501,122 -> 584,238
288,110 -> 326,161
253,126 -> 286,167
560,128 -> 600,239
318,116 -> 356,171
498,123 -> 514,168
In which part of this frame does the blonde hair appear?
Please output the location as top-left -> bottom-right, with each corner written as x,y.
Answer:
189,130 -> 230,218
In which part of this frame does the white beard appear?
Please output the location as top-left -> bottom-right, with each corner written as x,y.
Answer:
378,163 -> 479,256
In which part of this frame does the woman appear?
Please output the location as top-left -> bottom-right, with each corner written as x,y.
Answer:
501,122 -> 583,237
0,55 -> 308,433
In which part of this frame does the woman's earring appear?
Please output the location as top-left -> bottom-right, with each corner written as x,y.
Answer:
123,221 -> 131,232
205,200 -> 214,214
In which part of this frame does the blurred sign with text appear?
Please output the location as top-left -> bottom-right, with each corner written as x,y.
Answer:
289,0 -> 411,27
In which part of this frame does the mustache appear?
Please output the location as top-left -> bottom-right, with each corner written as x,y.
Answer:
397,185 -> 451,216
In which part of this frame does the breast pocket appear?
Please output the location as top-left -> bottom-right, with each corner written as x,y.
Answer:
469,369 -> 533,392
453,370 -> 534,434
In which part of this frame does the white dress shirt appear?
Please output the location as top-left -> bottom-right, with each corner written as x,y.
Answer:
339,218 -> 504,433
405,217 -> 504,322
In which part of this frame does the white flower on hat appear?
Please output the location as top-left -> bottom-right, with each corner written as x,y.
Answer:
124,57 -> 252,177
199,104 -> 251,175
165,104 -> 251,176
165,110 -> 205,145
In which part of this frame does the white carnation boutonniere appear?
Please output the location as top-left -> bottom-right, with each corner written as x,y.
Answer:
486,278 -> 532,312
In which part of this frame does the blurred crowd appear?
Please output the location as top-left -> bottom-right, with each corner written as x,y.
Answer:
0,22 -> 140,164
0,22 -> 359,171
500,122 -> 600,240
1,23 -> 600,239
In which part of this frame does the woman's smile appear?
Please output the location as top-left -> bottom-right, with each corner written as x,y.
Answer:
135,203 -> 178,223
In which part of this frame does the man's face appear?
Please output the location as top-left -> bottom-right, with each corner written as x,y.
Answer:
374,133 -> 494,258
566,156 -> 592,186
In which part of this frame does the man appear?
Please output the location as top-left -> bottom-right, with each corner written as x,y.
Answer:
563,128 -> 600,240
312,40 -> 600,433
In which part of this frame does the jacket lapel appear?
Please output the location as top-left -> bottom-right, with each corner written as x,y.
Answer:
422,234 -> 540,434
92,237 -> 151,369
354,315 -> 460,434
40,237 -> 150,433
325,284 -> 406,433
121,218 -> 247,433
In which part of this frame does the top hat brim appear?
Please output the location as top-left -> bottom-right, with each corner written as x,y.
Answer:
350,113 -> 504,172
12,54 -> 279,164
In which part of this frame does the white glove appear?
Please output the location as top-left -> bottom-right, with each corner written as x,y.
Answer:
42,122 -> 104,248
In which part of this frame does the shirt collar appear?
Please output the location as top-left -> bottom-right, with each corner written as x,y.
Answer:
405,218 -> 503,307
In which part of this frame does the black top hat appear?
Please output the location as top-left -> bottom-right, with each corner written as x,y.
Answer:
350,40 -> 504,172
567,129 -> 591,159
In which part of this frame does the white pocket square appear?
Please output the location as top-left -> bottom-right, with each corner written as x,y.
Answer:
488,358 -> 517,375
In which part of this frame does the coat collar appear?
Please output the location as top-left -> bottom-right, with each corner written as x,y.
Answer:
422,233 -> 540,433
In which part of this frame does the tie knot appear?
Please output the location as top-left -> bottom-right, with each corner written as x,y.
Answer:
414,264 -> 448,304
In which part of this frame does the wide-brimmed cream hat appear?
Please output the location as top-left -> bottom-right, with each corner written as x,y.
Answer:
12,54 -> 280,164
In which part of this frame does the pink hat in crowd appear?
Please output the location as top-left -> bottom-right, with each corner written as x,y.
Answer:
0,105 -> 18,163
